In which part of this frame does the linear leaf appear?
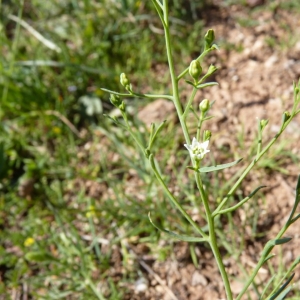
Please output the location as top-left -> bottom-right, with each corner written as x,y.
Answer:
269,274 -> 294,300
196,82 -> 218,89
148,213 -> 205,242
198,158 -> 243,173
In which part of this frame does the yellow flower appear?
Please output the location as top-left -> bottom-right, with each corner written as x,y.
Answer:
24,237 -> 35,247
86,205 -> 96,218
52,126 -> 61,134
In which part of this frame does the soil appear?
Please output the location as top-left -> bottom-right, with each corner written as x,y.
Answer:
104,3 -> 300,300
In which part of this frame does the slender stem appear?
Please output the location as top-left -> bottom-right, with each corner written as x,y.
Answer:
149,155 -> 208,239
256,119 -> 262,160
183,87 -> 197,119
237,192 -> 300,300
196,114 -> 204,141
102,89 -> 174,101
1,0 -> 25,120
195,174 -> 233,300
162,2 -> 233,299
122,111 -> 145,152
162,1 -> 190,144
213,116 -> 295,217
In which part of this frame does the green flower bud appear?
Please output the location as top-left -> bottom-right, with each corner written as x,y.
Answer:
260,119 -> 269,131
120,73 -> 130,88
295,87 -> 299,95
203,130 -> 212,141
205,29 -> 215,50
199,99 -> 210,113
283,111 -> 291,123
119,101 -> 126,112
207,65 -> 218,76
110,94 -> 122,107
189,60 -> 202,80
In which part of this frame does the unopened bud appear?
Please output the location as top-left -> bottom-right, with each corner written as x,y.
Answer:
189,60 -> 202,80
110,94 -> 122,107
205,29 -> 215,50
260,119 -> 269,131
207,65 -> 218,76
120,73 -> 130,88
283,111 -> 291,123
203,130 -> 212,141
119,101 -> 126,112
199,99 -> 210,113
295,87 -> 299,95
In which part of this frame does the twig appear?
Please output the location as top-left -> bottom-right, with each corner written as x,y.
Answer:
8,14 -> 61,53
44,110 -> 81,138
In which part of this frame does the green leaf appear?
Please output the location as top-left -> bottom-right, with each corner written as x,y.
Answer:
198,158 -> 243,173
148,213 -> 206,242
25,251 -> 57,262
196,82 -> 218,89
101,88 -> 129,97
269,274 -> 294,300
263,254 -> 276,264
296,174 -> 300,193
202,115 -> 214,121
184,80 -> 196,87
269,237 -> 292,246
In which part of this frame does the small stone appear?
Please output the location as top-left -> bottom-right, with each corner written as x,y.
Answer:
134,277 -> 149,293
191,271 -> 208,286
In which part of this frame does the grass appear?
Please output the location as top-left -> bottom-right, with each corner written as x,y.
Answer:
1,0 -> 300,299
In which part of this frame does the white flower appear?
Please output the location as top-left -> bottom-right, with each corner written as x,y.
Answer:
184,137 -> 210,161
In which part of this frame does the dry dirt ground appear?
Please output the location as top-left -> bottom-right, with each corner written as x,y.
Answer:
100,3 -> 300,300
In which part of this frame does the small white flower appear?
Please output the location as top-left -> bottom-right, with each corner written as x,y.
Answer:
184,137 -> 210,161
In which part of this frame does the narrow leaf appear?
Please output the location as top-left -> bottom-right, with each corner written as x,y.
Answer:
263,254 -> 276,264
196,82 -> 218,89
25,251 -> 57,262
148,213 -> 205,242
185,80 -> 196,87
202,116 -> 214,121
198,158 -> 243,173
296,174 -> 300,193
101,88 -> 128,97
270,237 -> 292,246
269,274 -> 294,300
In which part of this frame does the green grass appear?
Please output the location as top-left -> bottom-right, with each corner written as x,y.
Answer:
1,0 -> 300,299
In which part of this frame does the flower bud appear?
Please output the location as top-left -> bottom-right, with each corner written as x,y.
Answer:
120,73 -> 130,88
189,60 -> 202,80
110,94 -> 122,107
203,130 -> 212,141
295,87 -> 299,95
119,101 -> 126,112
260,119 -> 269,131
205,29 -> 215,50
199,99 -> 210,113
283,111 -> 291,123
207,65 -> 218,76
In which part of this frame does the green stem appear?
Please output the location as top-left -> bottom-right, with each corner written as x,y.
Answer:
213,116 -> 295,217
122,111 -> 145,152
256,119 -> 262,160
1,0 -> 24,120
149,155 -> 208,239
195,174 -> 233,300
237,185 -> 300,300
162,1 -> 190,144
183,87 -> 197,119
102,89 -> 173,101
196,114 -> 204,141
162,2 -> 233,299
